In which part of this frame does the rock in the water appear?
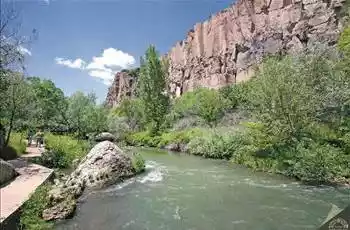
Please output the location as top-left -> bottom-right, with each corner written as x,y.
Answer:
164,143 -> 180,151
0,159 -> 18,186
94,132 -> 116,142
66,141 -> 135,188
44,141 -> 136,220
42,196 -> 76,221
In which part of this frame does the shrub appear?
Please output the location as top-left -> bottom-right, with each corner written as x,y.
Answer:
187,130 -> 240,159
9,132 -> 26,155
218,82 -> 251,110
247,50 -> 348,143
107,115 -> 131,141
42,134 -> 88,168
131,153 -> 145,173
172,116 -> 205,131
173,88 -> 228,126
290,143 -> 349,183
126,128 -> 204,148
112,98 -> 146,131
20,184 -> 53,230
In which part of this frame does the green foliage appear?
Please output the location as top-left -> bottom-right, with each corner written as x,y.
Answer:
290,143 -> 349,183
138,45 -> 169,134
247,49 -> 349,143
112,98 -> 146,131
42,134 -> 88,168
66,91 -> 108,138
9,132 -> 26,155
107,116 -> 131,142
131,153 -> 145,173
0,72 -> 33,147
187,130 -> 240,159
218,83 -> 251,110
126,128 -> 204,148
173,88 -> 228,126
27,77 -> 68,130
20,184 -> 53,230
338,26 -> 350,56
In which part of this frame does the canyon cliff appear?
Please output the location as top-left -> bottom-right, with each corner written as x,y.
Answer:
106,0 -> 345,105
168,0 -> 345,96
105,70 -> 137,107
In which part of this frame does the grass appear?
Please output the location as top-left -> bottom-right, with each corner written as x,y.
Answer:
19,183 -> 53,230
9,132 -> 27,155
41,134 -> 89,169
131,153 -> 146,173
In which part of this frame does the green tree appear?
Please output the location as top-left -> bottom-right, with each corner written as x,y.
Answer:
66,92 -> 107,138
138,45 -> 169,134
27,77 -> 68,130
173,88 -> 227,126
0,72 -> 33,146
114,98 -> 145,130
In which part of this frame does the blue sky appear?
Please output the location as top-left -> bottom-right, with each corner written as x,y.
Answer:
15,0 -> 232,102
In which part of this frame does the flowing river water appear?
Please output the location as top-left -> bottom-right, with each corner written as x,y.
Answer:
56,148 -> 349,230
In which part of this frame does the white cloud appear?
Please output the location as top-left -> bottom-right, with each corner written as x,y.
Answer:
18,46 -> 32,56
87,48 -> 135,70
85,48 -> 135,85
55,57 -> 86,69
54,48 -> 135,86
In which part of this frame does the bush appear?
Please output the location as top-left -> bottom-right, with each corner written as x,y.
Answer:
131,153 -> 145,173
107,115 -> 131,142
42,134 -> 88,168
172,116 -> 205,131
20,184 -> 53,230
126,128 -> 204,148
218,82 -> 251,110
187,129 -> 240,159
173,88 -> 228,126
9,132 -> 26,155
289,143 -> 349,183
246,49 -> 348,143
112,98 -> 146,131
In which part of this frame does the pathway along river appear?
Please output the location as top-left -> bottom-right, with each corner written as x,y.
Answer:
57,148 -> 349,230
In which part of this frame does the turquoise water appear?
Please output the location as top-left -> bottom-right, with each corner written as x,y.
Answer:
56,148 -> 349,230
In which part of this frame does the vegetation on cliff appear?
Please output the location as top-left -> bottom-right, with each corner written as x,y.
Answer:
119,32 -> 350,185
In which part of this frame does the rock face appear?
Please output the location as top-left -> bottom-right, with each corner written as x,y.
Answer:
105,0 -> 345,104
0,159 -> 18,185
167,0 -> 345,97
106,71 -> 137,107
44,141 -> 136,220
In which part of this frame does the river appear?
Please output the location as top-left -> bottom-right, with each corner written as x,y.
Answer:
56,148 -> 349,230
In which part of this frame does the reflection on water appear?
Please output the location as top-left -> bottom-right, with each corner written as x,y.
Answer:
56,148 -> 350,230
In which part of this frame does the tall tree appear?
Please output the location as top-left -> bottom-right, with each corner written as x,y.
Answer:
138,45 -> 169,134
66,92 -> 107,138
0,72 -> 32,146
27,77 -> 68,130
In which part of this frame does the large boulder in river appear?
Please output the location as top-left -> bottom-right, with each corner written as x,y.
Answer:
65,141 -> 135,189
94,132 -> 116,142
0,159 -> 18,186
44,141 -> 136,220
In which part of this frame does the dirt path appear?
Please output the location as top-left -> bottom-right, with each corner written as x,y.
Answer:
21,145 -> 44,159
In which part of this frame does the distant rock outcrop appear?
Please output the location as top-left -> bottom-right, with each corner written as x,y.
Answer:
105,70 -> 138,107
167,0 -> 345,97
